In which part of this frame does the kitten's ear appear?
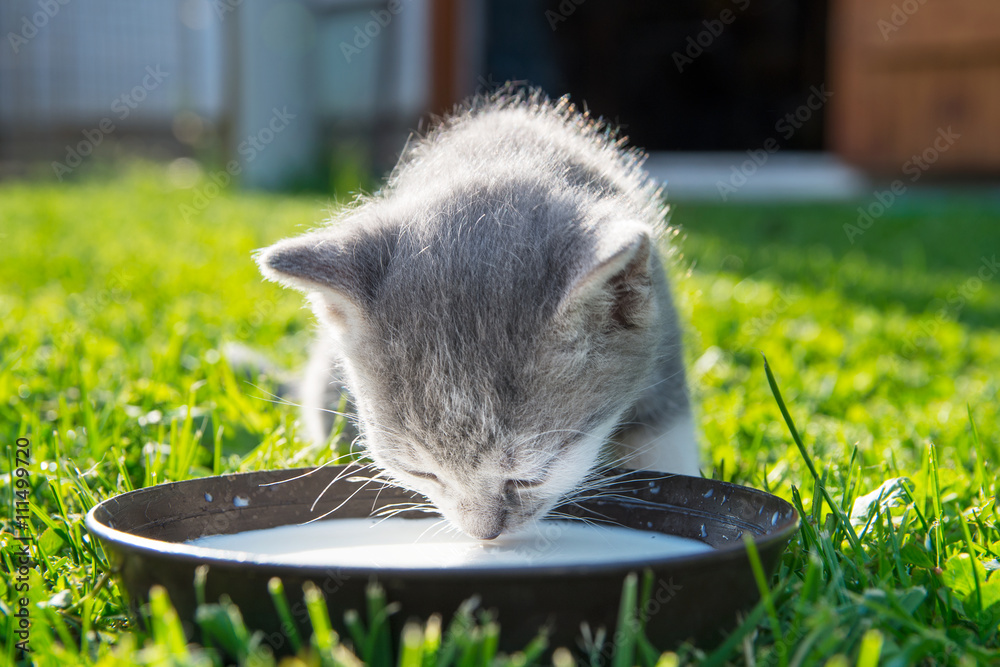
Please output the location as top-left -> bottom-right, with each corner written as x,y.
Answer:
256,229 -> 385,330
558,224 -> 657,329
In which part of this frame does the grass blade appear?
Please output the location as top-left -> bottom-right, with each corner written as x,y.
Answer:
268,576 -> 303,653
611,572 -> 639,667
762,355 -> 863,555
744,534 -> 786,667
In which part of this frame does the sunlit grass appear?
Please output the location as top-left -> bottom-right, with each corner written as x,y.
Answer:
1,167 -> 998,665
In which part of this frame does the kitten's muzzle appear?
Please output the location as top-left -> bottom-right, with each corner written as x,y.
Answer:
463,505 -> 508,541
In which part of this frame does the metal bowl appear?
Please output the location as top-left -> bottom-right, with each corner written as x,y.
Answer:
86,466 -> 798,654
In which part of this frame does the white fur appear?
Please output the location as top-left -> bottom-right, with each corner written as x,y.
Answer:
615,412 -> 700,476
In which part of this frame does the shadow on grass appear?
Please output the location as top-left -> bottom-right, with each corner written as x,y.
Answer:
676,194 -> 1000,329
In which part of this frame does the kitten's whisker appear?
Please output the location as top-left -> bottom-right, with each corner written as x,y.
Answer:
372,510 -> 411,525
512,479 -> 525,503
259,456 -> 368,488
359,468 -> 419,493
366,469 -> 414,510
301,477 -> 381,524
416,518 -> 449,542
371,478 -> 395,512
432,520 -> 459,539
547,511 -> 615,530
555,456 -> 672,510
571,491 -> 642,504
573,468 -> 673,491
333,461 -> 379,482
554,501 -> 623,527
245,383 -> 358,420
373,501 -> 434,513
349,432 -> 373,459
371,505 -> 438,525
344,474 -> 410,495
630,367 -> 686,396
308,462 -> 382,511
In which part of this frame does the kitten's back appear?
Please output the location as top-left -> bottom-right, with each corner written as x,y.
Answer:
388,94 -> 664,230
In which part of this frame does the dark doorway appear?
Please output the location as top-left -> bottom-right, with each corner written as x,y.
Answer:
485,0 -> 829,152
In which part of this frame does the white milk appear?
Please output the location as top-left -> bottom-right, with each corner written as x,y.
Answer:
186,518 -> 712,568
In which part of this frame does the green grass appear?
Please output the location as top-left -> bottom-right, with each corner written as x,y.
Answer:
2,166 -> 999,665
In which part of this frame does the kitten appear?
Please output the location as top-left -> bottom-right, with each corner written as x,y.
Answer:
256,90 -> 699,540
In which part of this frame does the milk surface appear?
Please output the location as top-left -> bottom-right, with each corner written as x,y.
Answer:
186,518 -> 712,568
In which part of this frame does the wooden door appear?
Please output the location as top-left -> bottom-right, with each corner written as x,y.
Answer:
829,0 -> 1000,173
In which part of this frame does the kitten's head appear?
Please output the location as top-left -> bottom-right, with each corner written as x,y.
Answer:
257,191 -> 664,539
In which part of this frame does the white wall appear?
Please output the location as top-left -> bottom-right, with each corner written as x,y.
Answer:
0,0 -> 432,188
0,0 -> 223,125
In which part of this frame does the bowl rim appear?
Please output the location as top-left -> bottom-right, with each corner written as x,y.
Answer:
85,468 -> 800,579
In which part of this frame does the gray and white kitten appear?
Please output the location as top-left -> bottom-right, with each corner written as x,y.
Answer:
256,91 -> 699,540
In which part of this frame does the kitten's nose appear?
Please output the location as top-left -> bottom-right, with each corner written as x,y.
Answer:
467,506 -> 506,540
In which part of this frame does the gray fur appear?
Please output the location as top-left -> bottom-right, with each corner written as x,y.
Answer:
257,89 -> 699,539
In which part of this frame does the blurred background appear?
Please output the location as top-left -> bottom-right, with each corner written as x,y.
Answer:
4,5 -> 1000,663
2,0 -> 998,198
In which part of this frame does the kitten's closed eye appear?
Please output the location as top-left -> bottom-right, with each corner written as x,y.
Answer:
403,470 -> 544,489
402,469 -> 440,483
505,478 -> 546,491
